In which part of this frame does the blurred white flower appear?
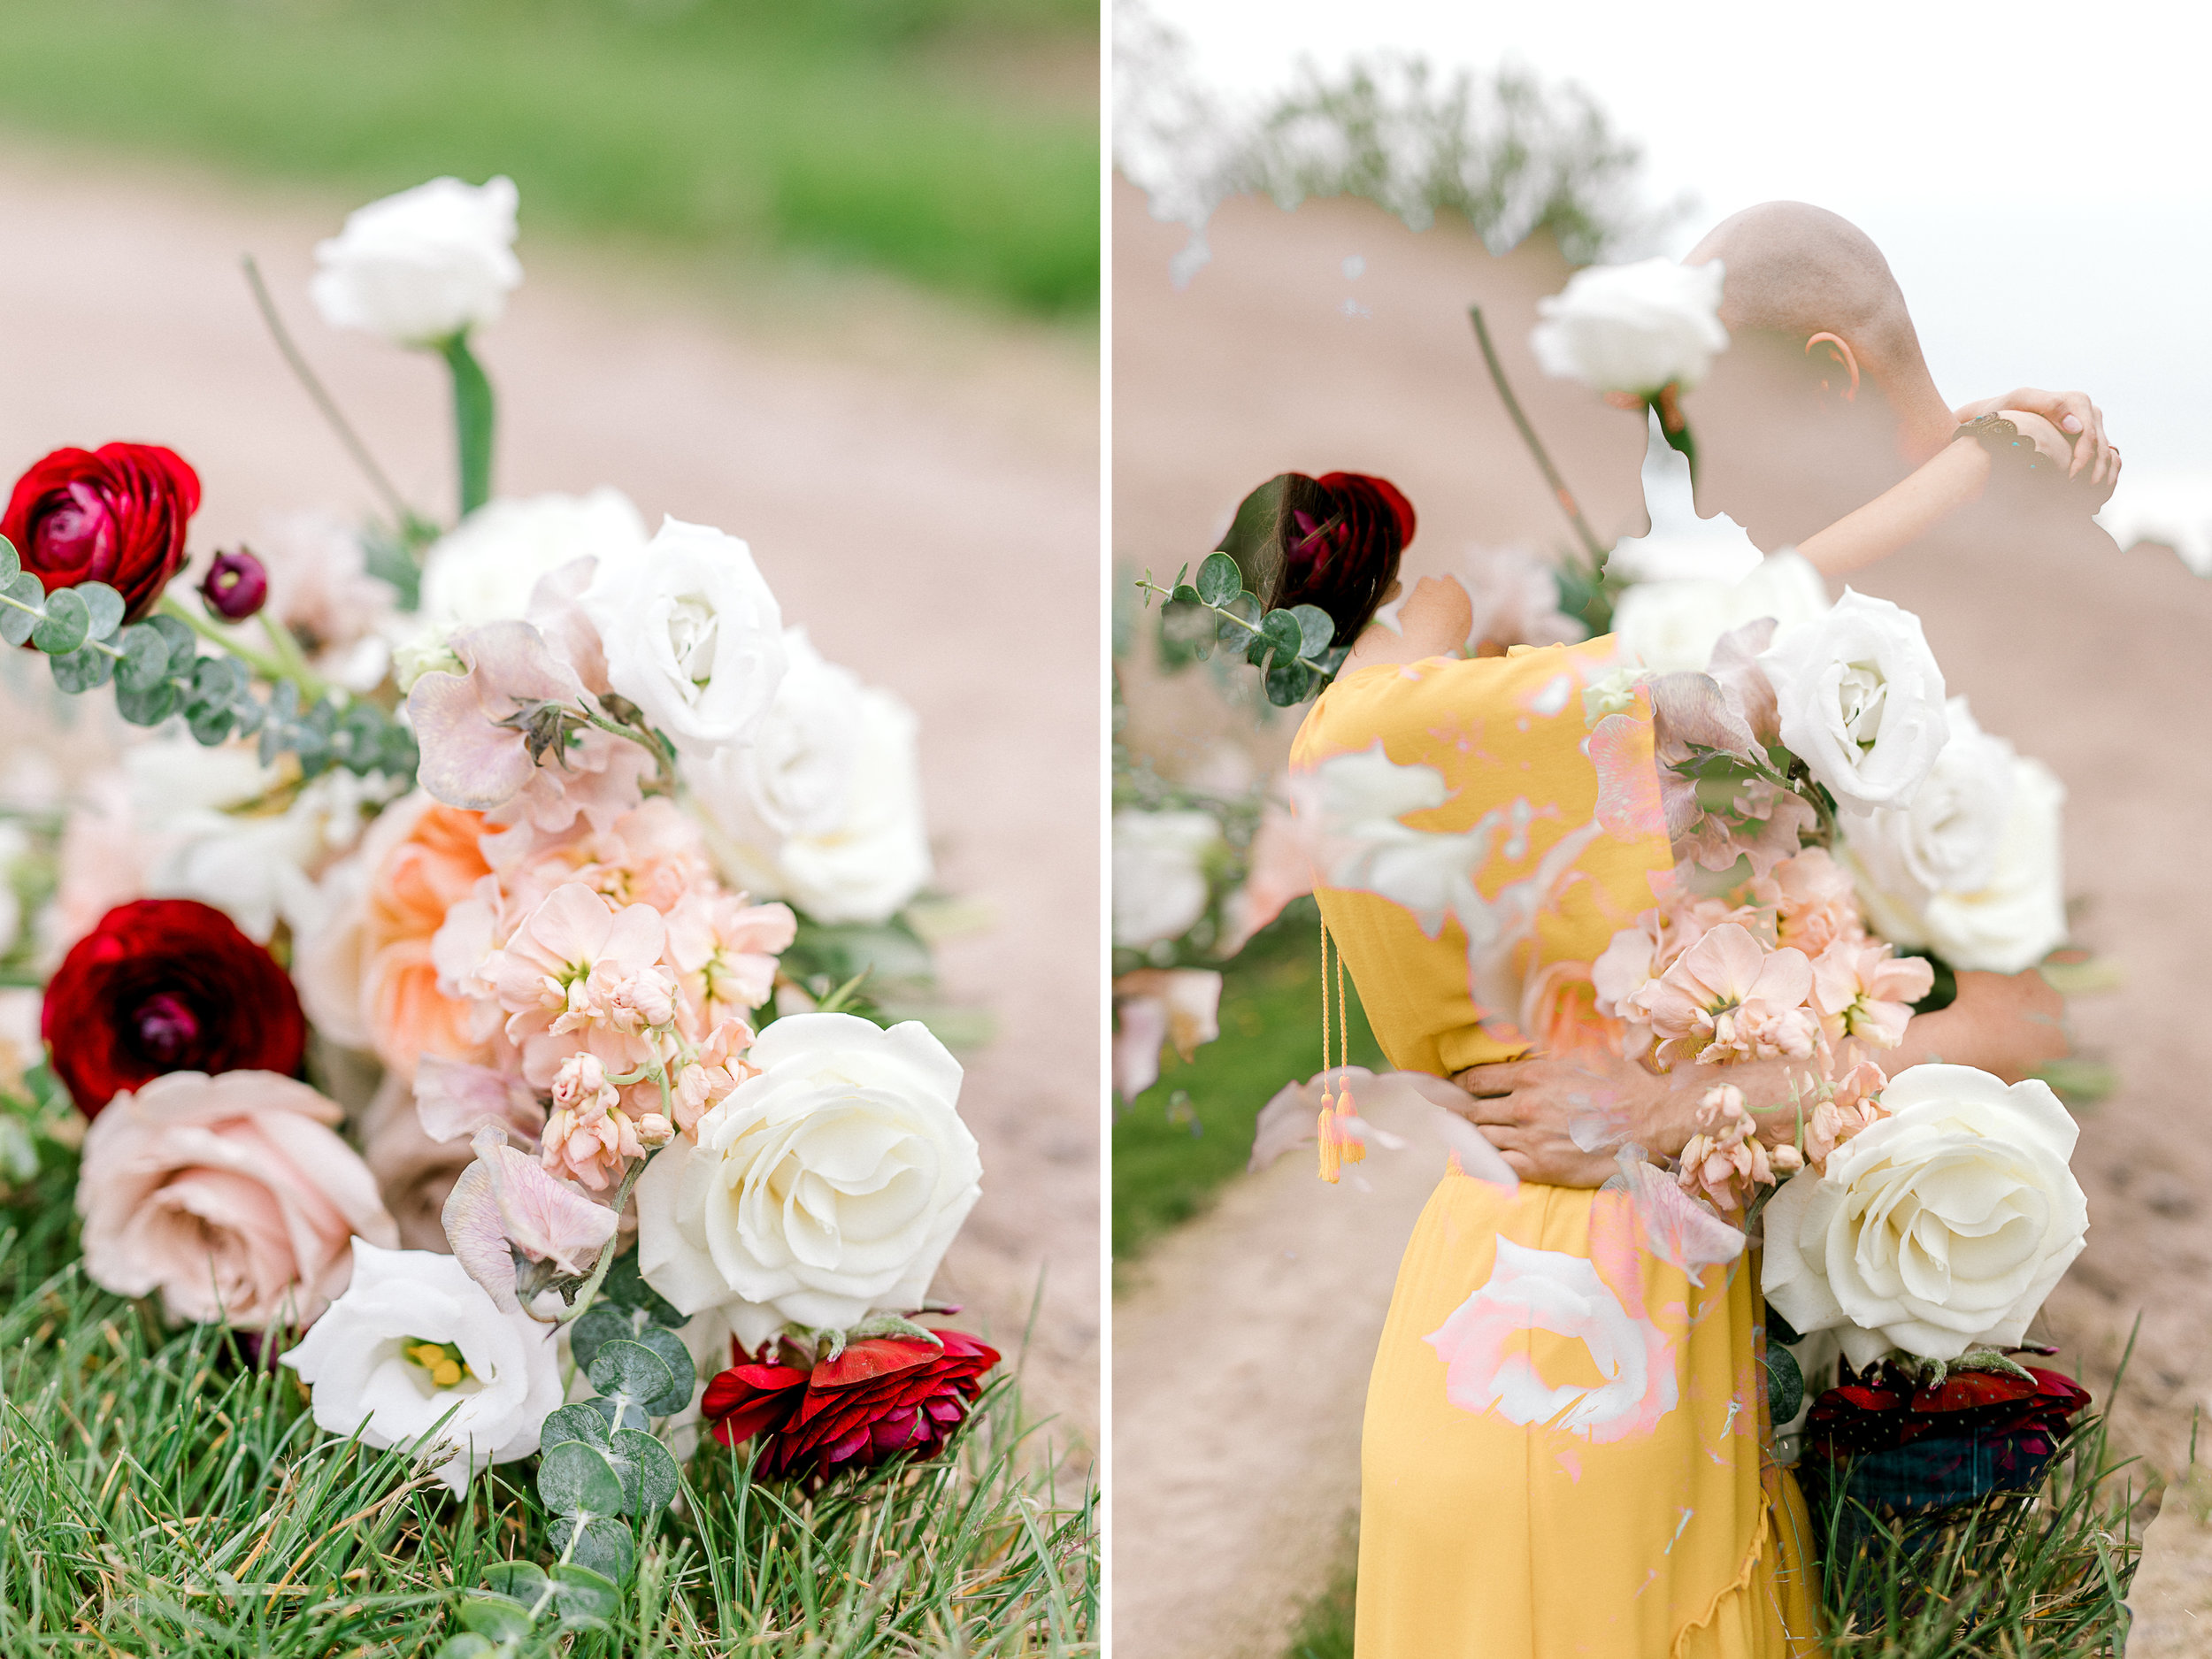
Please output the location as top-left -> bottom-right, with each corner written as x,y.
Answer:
414,488 -> 649,650
581,517 -> 787,751
1615,550 -> 1829,674
1532,257 -> 1729,396
1838,697 -> 2015,905
636,1013 -> 980,1348
311,175 -> 523,349
1758,588 -> 1950,813
247,511 -> 400,693
1111,808 -> 1222,949
283,1240 -> 564,1494
1455,545 -> 1585,650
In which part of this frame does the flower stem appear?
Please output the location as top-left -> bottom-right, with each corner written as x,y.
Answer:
549,1157 -> 651,1327
156,595 -> 296,688
241,255 -> 423,534
441,331 -> 495,520
258,611 -> 330,703
580,705 -> 678,780
1468,305 -> 1609,567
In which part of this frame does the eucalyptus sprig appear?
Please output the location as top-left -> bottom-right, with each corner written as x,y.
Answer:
1136,550 -> 1347,707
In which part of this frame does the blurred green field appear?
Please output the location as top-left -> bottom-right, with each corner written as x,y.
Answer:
0,0 -> 1098,316
1114,902 -> 1384,1261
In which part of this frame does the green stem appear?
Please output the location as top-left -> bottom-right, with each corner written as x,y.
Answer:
580,706 -> 678,779
156,596 -> 293,687
1468,305 -> 1609,567
241,255 -> 421,531
549,1158 -> 650,1328
442,332 -> 495,518
257,612 -> 330,703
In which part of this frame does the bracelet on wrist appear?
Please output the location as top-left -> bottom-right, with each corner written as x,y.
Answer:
1951,412 -> 2049,475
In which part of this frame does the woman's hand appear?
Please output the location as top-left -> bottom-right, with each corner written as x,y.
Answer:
1448,1051 -> 1668,1187
1952,388 -> 2118,487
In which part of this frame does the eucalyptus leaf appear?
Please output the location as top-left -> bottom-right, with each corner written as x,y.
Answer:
634,1326 -> 695,1416
1194,551 -> 1242,608
567,1303 -> 631,1377
611,1428 -> 680,1514
1169,582 -> 1202,607
1264,657 -> 1315,707
1213,590 -> 1261,648
1250,609 -> 1302,668
551,1561 -> 620,1628
73,582 -> 125,641
456,1598 -> 534,1642
144,612 -> 196,677
114,625 -> 171,692
597,1250 -> 687,1327
31,587 -> 88,656
1286,603 -> 1336,658
588,1339 -> 678,1412
1765,1341 -> 1804,1426
434,1637 -> 497,1659
550,1514 -> 634,1585
0,534 -> 18,583
50,645 -> 115,694
114,679 -> 181,728
537,1440 -> 626,1517
538,1402 -> 611,1451
481,1560 -> 550,1605
587,1394 -> 652,1435
0,572 -> 46,647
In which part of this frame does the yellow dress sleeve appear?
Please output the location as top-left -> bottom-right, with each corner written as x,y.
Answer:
1289,637 -> 1674,1078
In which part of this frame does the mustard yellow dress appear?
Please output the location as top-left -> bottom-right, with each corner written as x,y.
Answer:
1293,639 -> 1824,1658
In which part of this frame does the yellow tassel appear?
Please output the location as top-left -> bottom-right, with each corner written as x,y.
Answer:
1317,1103 -> 1342,1184
1336,1085 -> 1366,1166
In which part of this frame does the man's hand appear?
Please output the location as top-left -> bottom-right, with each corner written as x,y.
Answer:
1894,969 -> 2070,1081
1448,1052 -> 1663,1187
1952,388 -> 2118,488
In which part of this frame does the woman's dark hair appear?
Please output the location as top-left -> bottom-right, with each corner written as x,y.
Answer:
1215,471 -> 1417,646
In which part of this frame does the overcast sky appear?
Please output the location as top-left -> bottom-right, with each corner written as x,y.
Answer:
1135,0 -> 2211,477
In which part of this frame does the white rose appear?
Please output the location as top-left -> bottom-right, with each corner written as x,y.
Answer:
283,1240 -> 563,1494
1836,697 -> 2015,908
1615,549 -> 1831,674
1111,808 -> 1222,949
311,175 -> 523,348
1761,1064 -> 2087,1369
1758,587 -> 1950,813
704,627 -> 861,840
415,488 -> 649,645
1531,257 -> 1729,396
580,516 -> 787,750
773,687 -> 932,925
636,1013 -> 980,1348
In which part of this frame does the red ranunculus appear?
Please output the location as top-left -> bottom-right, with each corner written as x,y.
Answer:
42,899 -> 308,1117
702,1329 -> 1000,1481
3,442 -> 202,622
1807,1360 -> 2090,1463
1217,469 -> 1417,647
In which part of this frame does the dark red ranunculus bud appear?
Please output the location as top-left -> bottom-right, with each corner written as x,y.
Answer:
2,443 -> 202,623
703,1329 -> 1000,1482
41,899 -> 307,1117
1215,470 -> 1417,646
199,547 -> 268,622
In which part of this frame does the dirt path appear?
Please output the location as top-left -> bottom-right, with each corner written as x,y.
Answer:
0,145 -> 1101,1448
1111,176 -> 2212,1652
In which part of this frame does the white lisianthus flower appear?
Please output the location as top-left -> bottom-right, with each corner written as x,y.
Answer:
1762,1064 -> 2087,1369
1111,808 -> 1223,949
414,488 -> 649,650
636,1013 -> 981,1348
1758,588 -> 1950,813
1531,257 -> 1729,396
685,634 -> 933,925
281,1240 -> 565,1494
1615,549 -> 1831,674
311,175 -> 523,348
580,516 -> 787,750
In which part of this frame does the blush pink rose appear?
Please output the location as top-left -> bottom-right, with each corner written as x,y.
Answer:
75,1070 -> 399,1329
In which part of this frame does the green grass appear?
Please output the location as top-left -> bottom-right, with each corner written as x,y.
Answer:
1113,902 -> 1384,1262
0,1155 -> 1096,1655
0,0 -> 1098,317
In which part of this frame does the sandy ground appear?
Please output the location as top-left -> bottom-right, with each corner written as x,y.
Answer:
1110,175 -> 2212,1655
0,146 -> 1101,1448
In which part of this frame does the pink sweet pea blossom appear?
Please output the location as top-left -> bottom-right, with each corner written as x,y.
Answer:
442,1127 -> 620,1310
408,621 -> 587,812
1809,939 -> 1933,1049
1637,922 -> 1817,1067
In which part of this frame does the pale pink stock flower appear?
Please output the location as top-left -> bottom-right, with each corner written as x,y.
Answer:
541,1089 -> 648,1191
1773,847 -> 1865,956
672,1016 -> 757,1133
408,621 -> 588,812
492,883 -> 669,1086
442,1127 -> 620,1311
1804,1060 -> 1891,1167
665,888 -> 796,1028
1810,939 -> 1933,1049
550,1052 -> 622,1116
1674,1083 -> 1776,1213
1639,922 -> 1818,1067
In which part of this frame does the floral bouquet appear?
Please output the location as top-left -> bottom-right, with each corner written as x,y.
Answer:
1,174 -> 999,1598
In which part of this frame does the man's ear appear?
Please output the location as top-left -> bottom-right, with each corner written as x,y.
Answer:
1805,331 -> 1861,402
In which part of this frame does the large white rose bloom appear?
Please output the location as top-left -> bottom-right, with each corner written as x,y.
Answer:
1762,1064 -> 2087,1369
1615,549 -> 1831,674
637,1013 -> 981,1348
1531,257 -> 1729,396
282,1240 -> 565,1494
413,488 -> 649,649
1111,808 -> 1223,949
580,516 -> 787,751
1758,588 -> 1951,813
311,175 -> 523,348
686,632 -> 933,925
